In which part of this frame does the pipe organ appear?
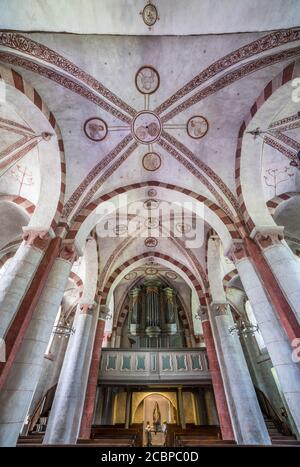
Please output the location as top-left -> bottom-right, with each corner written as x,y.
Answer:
124,281 -> 186,348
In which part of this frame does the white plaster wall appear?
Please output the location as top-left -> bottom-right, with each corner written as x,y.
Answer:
1,1 -> 299,35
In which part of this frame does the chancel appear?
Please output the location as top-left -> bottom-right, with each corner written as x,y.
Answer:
0,0 -> 300,448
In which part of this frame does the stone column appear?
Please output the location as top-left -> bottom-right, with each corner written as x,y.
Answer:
0,230 -> 47,340
204,388 -> 219,426
45,333 -> 71,398
177,387 -> 186,429
199,307 -> 234,440
43,236 -> 100,444
25,331 -> 70,433
102,387 -> 113,425
43,302 -> 98,444
125,388 -> 132,429
79,305 -> 110,438
252,228 -> 300,325
0,234 -> 62,389
195,388 -> 208,425
93,386 -> 104,425
210,301 -> 270,444
0,243 -> 76,446
208,237 -> 270,445
233,246 -> 300,438
244,234 -> 300,341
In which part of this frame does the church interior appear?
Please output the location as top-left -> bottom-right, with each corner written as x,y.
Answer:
0,0 -> 300,448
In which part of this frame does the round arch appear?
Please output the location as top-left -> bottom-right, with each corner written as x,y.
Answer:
111,271 -> 196,343
101,251 -> 209,337
0,64 -> 66,231
132,392 -> 178,425
0,195 -> 35,216
66,182 -> 241,255
235,60 -> 300,233
267,191 -> 300,216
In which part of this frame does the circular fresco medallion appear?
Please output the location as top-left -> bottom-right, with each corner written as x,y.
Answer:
135,66 -> 160,94
124,272 -> 137,281
144,237 -> 158,248
165,271 -> 177,280
141,3 -> 159,28
142,152 -> 161,171
147,188 -> 157,198
145,267 -> 158,276
143,199 -> 160,210
84,117 -> 108,141
176,223 -> 192,234
132,111 -> 161,144
187,115 -> 209,139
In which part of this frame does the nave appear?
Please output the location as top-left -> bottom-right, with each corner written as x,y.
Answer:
0,0 -> 300,448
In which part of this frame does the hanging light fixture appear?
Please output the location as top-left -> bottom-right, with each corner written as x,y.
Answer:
53,321 -> 75,338
229,320 -> 259,338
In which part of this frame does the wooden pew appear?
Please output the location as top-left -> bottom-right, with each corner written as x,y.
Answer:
77,437 -> 135,447
166,425 -> 223,447
17,434 -> 43,446
176,436 -> 236,447
89,424 -> 143,447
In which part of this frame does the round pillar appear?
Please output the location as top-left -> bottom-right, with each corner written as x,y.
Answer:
200,307 -> 234,440
0,244 -> 75,447
253,228 -> 300,325
0,230 -> 49,340
208,237 -> 270,445
43,302 -> 98,444
79,305 -> 109,439
234,250 -> 300,438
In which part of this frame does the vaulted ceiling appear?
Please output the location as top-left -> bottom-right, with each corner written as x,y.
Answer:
0,1 -> 300,330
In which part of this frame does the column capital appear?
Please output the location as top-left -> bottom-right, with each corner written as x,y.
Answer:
79,302 -> 97,315
250,226 -> 284,249
22,227 -> 52,250
211,302 -> 231,317
227,240 -> 248,263
99,305 -> 111,321
197,306 -> 209,322
55,222 -> 69,238
195,334 -> 205,345
58,242 -> 78,263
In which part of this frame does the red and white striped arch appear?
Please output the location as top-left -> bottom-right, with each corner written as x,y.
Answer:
235,60 -> 300,233
100,251 -> 209,336
110,270 -> 195,343
223,269 -> 239,291
0,64 -> 66,232
267,191 -> 300,216
69,271 -> 84,298
0,195 -> 35,216
66,182 -> 242,256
